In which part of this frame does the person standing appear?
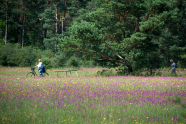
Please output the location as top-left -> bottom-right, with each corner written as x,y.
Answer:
170,59 -> 177,75
35,59 -> 43,77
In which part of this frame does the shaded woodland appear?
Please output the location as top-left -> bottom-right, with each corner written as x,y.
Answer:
0,0 -> 186,74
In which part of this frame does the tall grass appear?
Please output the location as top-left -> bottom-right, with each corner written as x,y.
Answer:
0,67 -> 186,124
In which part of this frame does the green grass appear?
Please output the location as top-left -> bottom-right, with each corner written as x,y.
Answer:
0,67 -> 186,124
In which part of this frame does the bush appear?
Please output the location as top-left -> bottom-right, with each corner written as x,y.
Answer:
177,60 -> 186,69
0,43 -> 19,66
81,60 -> 96,67
116,66 -> 129,76
19,47 -> 41,67
0,44 -> 81,68
41,50 -> 55,58
130,71 -> 143,76
41,57 -> 53,69
66,57 -> 80,67
0,43 -> 41,67
96,69 -> 116,76
40,50 -> 55,69
53,52 -> 66,68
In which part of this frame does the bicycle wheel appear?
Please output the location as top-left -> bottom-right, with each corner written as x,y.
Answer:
43,72 -> 49,77
26,72 -> 34,77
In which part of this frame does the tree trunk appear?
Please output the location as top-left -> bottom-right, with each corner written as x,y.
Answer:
62,0 -> 66,37
166,46 -> 169,64
43,0 -> 49,42
127,65 -> 133,74
55,6 -> 58,52
62,11 -> 65,38
19,0 -> 23,45
40,20 -> 43,41
18,28 -> 22,44
44,29 -> 47,38
56,6 -> 58,34
63,9 -> 65,31
47,0 -> 49,8
62,15 -> 63,37
22,27 -> 24,48
5,11 -> 8,44
5,0 -> 8,44
22,15 -> 25,48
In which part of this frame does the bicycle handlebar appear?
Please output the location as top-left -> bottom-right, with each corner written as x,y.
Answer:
31,67 -> 37,71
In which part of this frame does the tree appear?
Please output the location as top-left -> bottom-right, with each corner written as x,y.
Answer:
0,0 -> 10,45
5,0 -> 8,44
59,0 -> 186,73
40,8 -> 56,50
158,0 -> 186,68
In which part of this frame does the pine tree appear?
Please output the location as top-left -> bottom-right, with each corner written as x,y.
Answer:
59,0 -> 186,72
40,8 -> 56,50
0,0 -> 10,45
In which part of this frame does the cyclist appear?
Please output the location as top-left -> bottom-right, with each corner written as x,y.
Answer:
170,59 -> 177,75
35,59 -> 43,77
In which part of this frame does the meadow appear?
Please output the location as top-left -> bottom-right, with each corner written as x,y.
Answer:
0,67 -> 186,124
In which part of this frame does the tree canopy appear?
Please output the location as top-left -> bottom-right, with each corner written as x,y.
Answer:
58,0 -> 186,72
0,0 -> 186,72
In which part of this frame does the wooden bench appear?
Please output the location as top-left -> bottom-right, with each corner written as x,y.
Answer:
55,70 -> 78,76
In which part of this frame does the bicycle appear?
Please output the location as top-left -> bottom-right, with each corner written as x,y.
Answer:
26,67 -> 49,77
43,67 -> 49,77
26,67 -> 37,77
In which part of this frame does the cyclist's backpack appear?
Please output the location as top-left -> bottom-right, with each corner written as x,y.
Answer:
43,67 -> 46,73
175,64 -> 177,68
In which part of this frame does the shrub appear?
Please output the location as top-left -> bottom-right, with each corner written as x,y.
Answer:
52,52 -> 66,68
96,69 -> 116,76
41,57 -> 53,69
19,47 -> 41,67
116,66 -> 129,76
81,60 -> 96,67
66,57 -> 80,67
39,50 -> 55,69
0,43 -> 41,67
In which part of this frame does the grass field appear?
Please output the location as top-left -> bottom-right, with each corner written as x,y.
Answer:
0,67 -> 186,124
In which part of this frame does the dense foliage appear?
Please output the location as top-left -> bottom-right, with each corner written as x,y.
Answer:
0,0 -> 186,73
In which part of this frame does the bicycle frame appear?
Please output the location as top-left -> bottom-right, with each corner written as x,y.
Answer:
26,67 -> 37,77
26,67 -> 49,77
